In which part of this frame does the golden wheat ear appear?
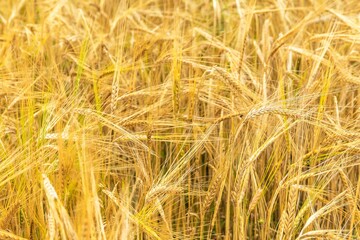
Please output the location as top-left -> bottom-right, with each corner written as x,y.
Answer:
42,174 -> 78,240
0,230 -> 28,240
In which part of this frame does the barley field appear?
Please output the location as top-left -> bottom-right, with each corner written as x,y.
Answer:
0,0 -> 360,239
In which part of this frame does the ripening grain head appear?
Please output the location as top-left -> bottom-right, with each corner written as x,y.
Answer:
0,0 -> 359,239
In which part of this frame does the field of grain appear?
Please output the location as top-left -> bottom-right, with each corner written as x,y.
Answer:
0,0 -> 360,239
